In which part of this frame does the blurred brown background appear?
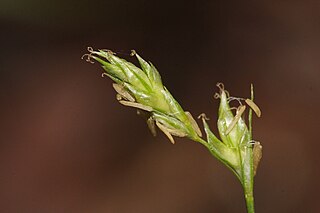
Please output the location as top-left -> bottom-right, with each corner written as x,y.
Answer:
0,0 -> 319,212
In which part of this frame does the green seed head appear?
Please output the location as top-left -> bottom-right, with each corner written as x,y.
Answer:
83,47 -> 202,143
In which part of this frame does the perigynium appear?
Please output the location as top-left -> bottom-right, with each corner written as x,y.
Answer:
83,47 -> 262,213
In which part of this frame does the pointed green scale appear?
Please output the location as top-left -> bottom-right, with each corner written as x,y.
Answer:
202,117 -> 239,170
98,50 -> 151,92
149,62 -> 163,88
217,90 -> 250,148
100,61 -> 127,82
123,83 -> 153,103
161,87 -> 189,122
202,118 -> 222,146
117,59 -> 151,91
135,54 -> 163,88
217,90 -> 236,146
103,73 -> 122,84
124,60 -> 153,91
153,112 -> 189,137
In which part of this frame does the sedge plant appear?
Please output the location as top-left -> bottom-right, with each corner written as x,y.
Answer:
82,47 -> 262,213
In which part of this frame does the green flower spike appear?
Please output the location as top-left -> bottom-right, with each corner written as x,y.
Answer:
201,83 -> 262,213
83,47 -> 262,213
83,47 -> 202,144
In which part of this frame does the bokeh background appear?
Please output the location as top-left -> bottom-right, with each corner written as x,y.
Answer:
1,1 -> 319,212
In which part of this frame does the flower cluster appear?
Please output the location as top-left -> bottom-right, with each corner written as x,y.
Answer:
84,48 -> 262,213
83,48 -> 202,144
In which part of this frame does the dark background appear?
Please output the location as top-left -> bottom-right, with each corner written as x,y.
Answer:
1,1 -> 319,212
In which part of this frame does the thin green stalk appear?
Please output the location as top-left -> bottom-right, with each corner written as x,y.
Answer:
244,191 -> 255,213
249,84 -> 254,136
242,149 -> 255,213
242,83 -> 255,213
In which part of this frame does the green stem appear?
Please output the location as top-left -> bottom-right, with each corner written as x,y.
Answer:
248,84 -> 253,136
244,187 -> 255,213
243,83 -> 255,213
242,156 -> 255,213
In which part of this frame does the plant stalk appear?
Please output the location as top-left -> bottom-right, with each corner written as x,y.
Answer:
244,187 -> 255,213
243,83 -> 255,213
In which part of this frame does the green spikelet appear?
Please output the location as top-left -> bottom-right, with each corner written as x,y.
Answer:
83,47 -> 202,144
